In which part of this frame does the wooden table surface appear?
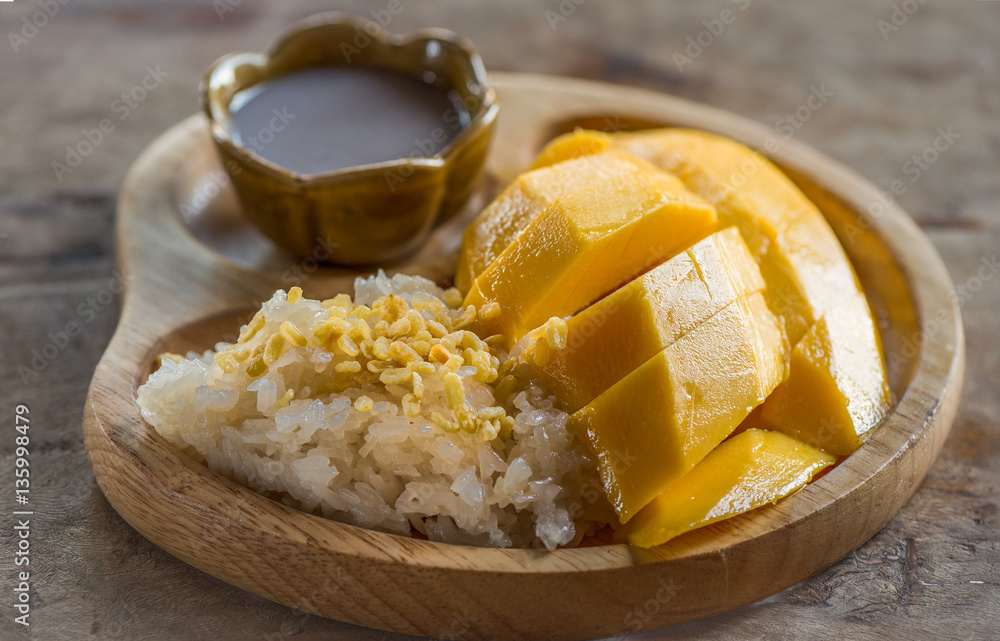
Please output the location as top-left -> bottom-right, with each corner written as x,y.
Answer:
1,2 -> 996,640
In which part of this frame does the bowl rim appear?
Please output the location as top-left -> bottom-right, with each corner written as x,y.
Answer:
201,11 -> 499,185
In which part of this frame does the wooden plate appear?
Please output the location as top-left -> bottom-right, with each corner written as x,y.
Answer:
83,73 -> 964,641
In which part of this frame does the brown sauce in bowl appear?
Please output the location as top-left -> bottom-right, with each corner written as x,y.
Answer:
228,67 -> 470,175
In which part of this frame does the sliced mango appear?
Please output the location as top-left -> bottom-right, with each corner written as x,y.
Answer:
617,429 -> 836,547
608,128 -> 893,451
533,226 -> 764,413
760,296 -> 893,455
464,154 -> 718,349
529,129 -> 613,170
455,150 -> 641,293
568,292 -> 786,522
611,128 -> 865,345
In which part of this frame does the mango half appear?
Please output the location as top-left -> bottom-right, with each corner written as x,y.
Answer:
464,151 -> 717,349
533,226 -> 764,413
569,292 -> 786,522
617,429 -> 836,547
536,128 -> 893,454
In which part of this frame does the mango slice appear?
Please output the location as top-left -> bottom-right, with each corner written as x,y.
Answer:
759,296 -> 893,455
611,128 -> 865,345
607,128 -> 893,452
455,150 -> 640,293
464,154 -> 718,349
529,129 -> 613,170
533,226 -> 764,413
568,292 -> 786,522
617,429 -> 836,547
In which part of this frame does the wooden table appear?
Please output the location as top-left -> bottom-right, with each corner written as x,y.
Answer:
1,2 -> 996,639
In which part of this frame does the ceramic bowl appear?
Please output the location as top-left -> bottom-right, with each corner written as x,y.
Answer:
202,12 -> 498,265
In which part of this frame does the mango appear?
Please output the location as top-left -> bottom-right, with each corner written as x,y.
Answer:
464,153 -> 718,349
568,292 -> 786,522
611,128 -> 865,345
617,429 -> 836,547
759,296 -> 893,455
533,226 -> 764,413
455,150 -> 642,294
608,128 -> 893,451
529,129 -> 613,170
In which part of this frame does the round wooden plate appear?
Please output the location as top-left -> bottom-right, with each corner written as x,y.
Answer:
83,73 -> 963,641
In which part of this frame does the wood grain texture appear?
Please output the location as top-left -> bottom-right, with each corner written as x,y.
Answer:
78,73 -> 963,641
2,2 -> 997,640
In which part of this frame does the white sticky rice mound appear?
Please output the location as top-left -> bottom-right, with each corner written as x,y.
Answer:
137,272 -> 610,549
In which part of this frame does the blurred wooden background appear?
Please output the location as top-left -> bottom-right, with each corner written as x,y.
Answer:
0,1 -> 996,639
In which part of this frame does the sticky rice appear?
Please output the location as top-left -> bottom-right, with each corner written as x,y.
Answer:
137,271 -> 610,549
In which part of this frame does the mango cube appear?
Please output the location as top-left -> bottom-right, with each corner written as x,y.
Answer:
569,292 -> 787,522
534,226 -> 764,412
456,150 -> 645,293
759,296 -> 893,455
464,153 -> 718,349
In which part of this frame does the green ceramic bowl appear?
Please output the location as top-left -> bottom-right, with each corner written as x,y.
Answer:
202,12 -> 498,265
